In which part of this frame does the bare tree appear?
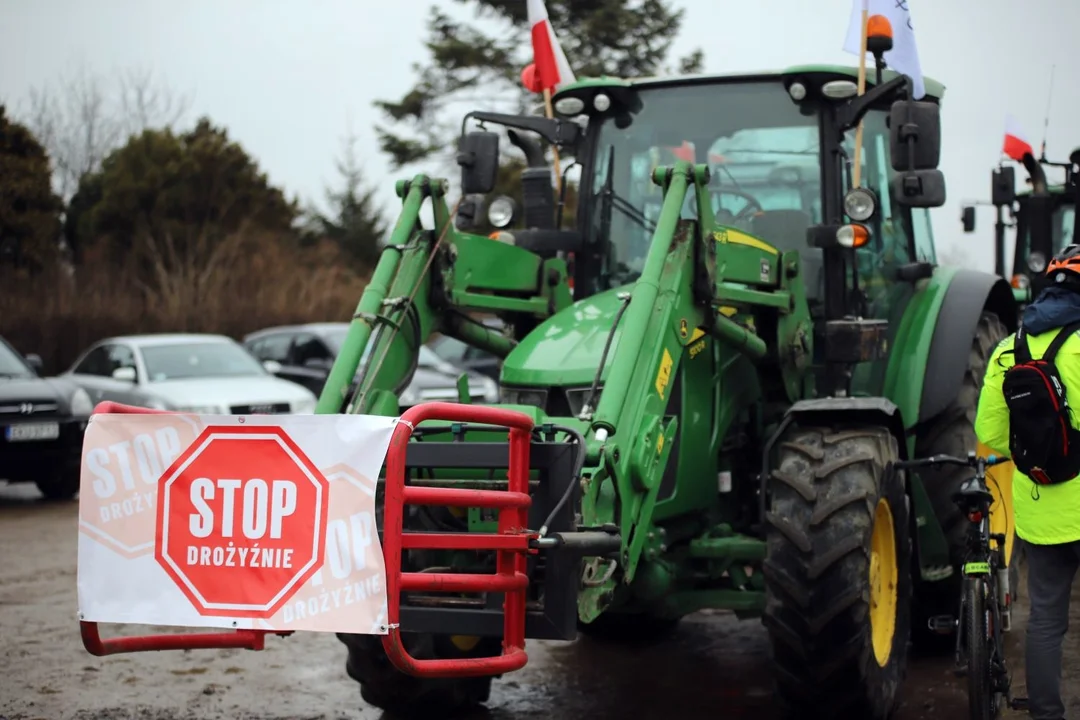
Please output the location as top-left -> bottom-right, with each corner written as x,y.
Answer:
21,65 -> 192,201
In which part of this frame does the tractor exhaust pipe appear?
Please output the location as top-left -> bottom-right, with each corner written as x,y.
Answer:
508,129 -> 555,229
1021,152 -> 1048,195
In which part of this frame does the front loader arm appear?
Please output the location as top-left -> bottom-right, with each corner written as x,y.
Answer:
316,175 -> 572,417
578,162 -> 732,621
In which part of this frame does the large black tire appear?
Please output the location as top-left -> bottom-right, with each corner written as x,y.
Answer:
912,311 -> 1021,650
35,465 -> 80,501
763,425 -> 912,720
337,632 -> 500,718
336,488 -> 500,718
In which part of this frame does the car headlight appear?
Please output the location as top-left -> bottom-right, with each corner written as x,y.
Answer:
481,378 -> 499,404
176,404 -> 221,413
69,387 -> 94,416
292,397 -> 317,415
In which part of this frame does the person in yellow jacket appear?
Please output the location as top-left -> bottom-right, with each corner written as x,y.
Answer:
976,244 -> 1080,720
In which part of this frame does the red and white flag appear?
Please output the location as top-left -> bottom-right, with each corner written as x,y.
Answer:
527,0 -> 576,93
1003,115 -> 1034,161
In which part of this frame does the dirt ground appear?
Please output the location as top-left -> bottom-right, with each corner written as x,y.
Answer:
3,480 -> 1080,720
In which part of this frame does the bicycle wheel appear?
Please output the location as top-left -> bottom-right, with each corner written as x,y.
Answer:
965,577 -> 993,719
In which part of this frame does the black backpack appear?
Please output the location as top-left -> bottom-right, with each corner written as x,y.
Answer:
1001,320 -> 1080,485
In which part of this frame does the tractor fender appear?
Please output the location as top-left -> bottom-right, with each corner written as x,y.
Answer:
918,269 -> 1017,424
779,396 -> 908,458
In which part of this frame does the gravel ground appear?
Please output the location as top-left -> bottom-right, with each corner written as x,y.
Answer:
2,480 -> 1078,720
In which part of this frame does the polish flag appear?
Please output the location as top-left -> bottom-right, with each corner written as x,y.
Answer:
528,0 -> 576,93
1003,115 -> 1034,161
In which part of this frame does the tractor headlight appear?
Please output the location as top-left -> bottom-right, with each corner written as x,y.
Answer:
1028,251 -> 1048,273
69,387 -> 93,416
487,195 -> 517,229
593,93 -> 611,112
844,187 -> 877,222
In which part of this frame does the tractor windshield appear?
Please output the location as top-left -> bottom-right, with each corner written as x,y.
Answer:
1016,197 -> 1076,270
586,80 -> 823,288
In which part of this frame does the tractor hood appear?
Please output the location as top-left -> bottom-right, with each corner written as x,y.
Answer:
501,286 -> 627,388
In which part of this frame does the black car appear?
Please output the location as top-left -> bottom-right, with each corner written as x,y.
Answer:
0,336 -> 93,499
242,322 -> 500,408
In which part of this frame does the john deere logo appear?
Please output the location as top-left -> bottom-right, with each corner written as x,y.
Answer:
679,319 -> 688,338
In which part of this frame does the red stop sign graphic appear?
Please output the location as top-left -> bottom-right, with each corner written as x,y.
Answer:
154,425 -> 330,618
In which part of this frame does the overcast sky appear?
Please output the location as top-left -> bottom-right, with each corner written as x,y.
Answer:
2,0 -> 1077,273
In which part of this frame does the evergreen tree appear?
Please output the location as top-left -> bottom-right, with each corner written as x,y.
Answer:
0,106 -> 64,272
303,132 -> 387,271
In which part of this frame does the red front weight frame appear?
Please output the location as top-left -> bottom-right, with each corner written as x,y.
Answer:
78,401 -> 287,656
381,402 -> 535,678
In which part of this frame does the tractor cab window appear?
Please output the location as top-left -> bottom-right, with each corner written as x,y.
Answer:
588,80 -> 823,289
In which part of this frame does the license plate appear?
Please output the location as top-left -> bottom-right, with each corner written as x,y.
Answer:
5,422 -> 60,442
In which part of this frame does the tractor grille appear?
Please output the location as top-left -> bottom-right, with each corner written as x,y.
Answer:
229,402 -> 290,415
0,400 -> 60,421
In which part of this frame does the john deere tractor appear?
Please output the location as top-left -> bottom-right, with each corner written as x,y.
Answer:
962,147 -> 1080,304
310,58 -> 1022,720
74,62 -> 1022,720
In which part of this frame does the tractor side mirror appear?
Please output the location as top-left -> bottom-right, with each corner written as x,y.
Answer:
457,130 -> 500,195
961,205 -> 976,233
992,166 -> 1016,207
891,169 -> 946,208
889,100 -> 941,172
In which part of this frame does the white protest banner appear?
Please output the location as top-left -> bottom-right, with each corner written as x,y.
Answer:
843,0 -> 926,100
76,411 -> 397,635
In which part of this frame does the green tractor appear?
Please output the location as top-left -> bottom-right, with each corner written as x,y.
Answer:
320,60 -> 1021,720
962,148 -> 1080,304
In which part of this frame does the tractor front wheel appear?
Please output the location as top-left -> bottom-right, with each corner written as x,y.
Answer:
763,425 -> 912,720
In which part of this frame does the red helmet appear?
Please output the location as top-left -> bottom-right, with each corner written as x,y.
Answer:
1046,244 -> 1080,284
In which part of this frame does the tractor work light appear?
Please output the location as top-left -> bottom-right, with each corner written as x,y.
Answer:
487,195 -> 517,229
844,187 -> 878,222
822,80 -> 859,99
554,96 -> 584,116
1028,251 -> 1048,273
836,223 -> 870,249
788,82 -> 807,101
593,93 -> 612,112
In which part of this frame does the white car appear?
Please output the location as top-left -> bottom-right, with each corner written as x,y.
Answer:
63,333 -> 318,415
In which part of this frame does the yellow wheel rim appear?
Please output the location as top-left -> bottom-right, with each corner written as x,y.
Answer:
978,441 -> 1015,566
869,498 -> 898,667
450,635 -> 481,652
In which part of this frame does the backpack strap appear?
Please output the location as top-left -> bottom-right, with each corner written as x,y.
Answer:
1043,320 -> 1080,363
1015,325 -> 1032,364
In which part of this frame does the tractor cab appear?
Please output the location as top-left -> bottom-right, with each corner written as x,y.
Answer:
963,148 -> 1080,299
456,64 -> 948,404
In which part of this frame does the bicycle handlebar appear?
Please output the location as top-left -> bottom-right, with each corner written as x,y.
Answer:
895,453 -> 1010,471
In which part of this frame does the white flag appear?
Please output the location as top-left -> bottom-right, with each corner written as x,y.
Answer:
843,0 -> 926,100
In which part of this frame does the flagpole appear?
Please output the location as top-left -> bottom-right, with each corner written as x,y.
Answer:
852,3 -> 869,189
542,87 -> 564,195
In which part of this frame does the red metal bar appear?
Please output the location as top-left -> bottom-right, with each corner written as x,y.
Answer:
400,532 -> 531,551
81,621 -> 279,656
78,401 -> 283,657
381,401 -> 535,679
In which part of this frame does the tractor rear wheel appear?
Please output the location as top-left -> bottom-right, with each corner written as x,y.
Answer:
912,310 -> 1021,651
336,487 -> 499,718
763,425 -> 912,720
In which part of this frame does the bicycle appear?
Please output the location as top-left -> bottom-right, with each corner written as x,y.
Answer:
895,451 -> 1027,720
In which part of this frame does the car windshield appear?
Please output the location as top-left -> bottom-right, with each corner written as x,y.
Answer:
588,79 -> 823,287
141,341 -> 267,382
323,326 -> 351,354
0,340 -> 31,377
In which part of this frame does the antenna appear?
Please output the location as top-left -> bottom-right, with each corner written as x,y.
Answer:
1039,64 -> 1056,161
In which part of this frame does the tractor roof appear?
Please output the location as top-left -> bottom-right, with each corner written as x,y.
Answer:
555,64 -> 945,102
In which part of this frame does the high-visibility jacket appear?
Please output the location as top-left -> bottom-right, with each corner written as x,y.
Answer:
975,326 -> 1080,545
